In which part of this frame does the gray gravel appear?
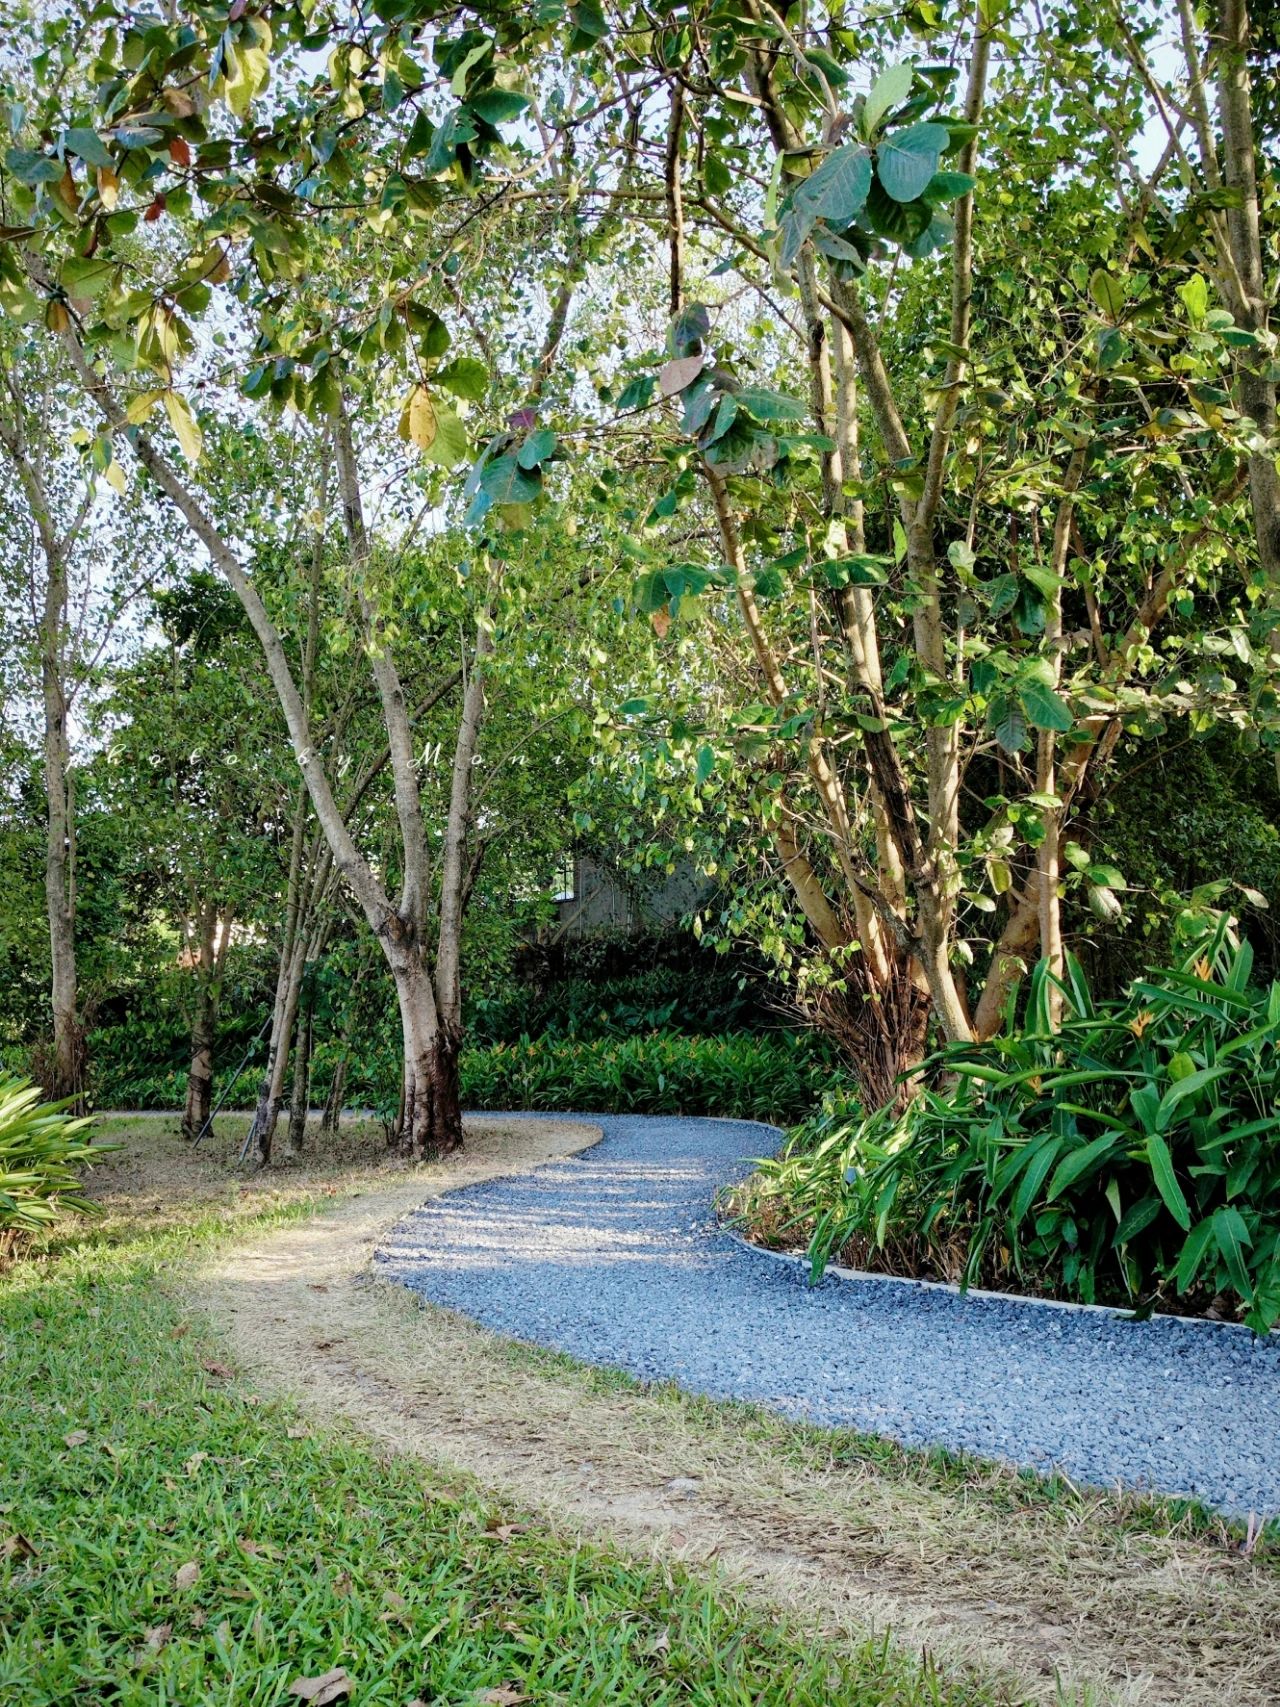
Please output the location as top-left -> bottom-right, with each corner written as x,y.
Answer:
376,1113 -> 1280,1516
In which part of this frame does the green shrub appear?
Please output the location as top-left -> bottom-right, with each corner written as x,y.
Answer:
461,1031 -> 833,1124
748,926 -> 1280,1331
0,1073 -> 106,1258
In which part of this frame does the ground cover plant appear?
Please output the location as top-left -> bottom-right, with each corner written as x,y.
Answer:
738,927 -> 1280,1328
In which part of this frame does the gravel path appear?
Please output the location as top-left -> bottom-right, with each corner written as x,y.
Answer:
376,1113 -> 1280,1517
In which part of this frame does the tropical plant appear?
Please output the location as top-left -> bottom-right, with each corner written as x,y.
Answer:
0,1072 -> 105,1259
747,925 -> 1280,1331
461,1032 -> 832,1125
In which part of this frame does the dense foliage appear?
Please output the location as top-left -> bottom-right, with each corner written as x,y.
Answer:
0,1074 -> 105,1260
746,929 -> 1280,1330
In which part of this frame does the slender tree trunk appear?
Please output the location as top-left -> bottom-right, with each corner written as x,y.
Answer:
284,970 -> 314,1159
321,1053 -> 347,1135
181,904 -> 219,1141
37,517 -> 80,1102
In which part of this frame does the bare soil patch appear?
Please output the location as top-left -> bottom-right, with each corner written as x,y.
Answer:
173,1117 -> 1280,1707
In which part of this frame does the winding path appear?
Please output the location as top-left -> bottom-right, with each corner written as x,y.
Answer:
375,1113 -> 1280,1517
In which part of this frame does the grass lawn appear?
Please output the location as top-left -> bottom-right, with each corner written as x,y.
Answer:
0,1120 -> 990,1707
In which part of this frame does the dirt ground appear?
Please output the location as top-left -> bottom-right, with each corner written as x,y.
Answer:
96,1110 -> 1273,1707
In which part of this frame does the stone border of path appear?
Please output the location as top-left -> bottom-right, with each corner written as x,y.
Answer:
725,1228 -> 1277,1336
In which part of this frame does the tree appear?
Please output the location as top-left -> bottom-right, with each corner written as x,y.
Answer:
0,334 -> 167,1100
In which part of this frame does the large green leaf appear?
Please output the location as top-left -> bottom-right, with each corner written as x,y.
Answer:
1017,678 -> 1072,732
875,122 -> 949,203
862,63 -> 915,135
1145,1132 -> 1191,1230
479,451 -> 541,505
796,144 -> 872,228
1047,1131 -> 1120,1200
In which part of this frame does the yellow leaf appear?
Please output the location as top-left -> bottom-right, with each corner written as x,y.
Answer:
163,390 -> 203,463
125,389 -> 163,425
103,458 -> 127,495
46,300 -> 69,334
397,383 -> 437,451
97,166 -> 119,210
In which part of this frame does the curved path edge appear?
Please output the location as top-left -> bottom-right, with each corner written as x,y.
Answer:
374,1114 -> 1280,1520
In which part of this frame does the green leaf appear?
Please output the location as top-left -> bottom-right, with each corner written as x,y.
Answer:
1017,679 -> 1072,732
5,147 -> 62,185
735,387 -> 807,423
516,428 -> 556,470
1175,1219 -> 1217,1292
63,127 -> 113,168
1146,1133 -> 1191,1231
1177,273 -> 1208,323
616,375 -> 655,412
821,554 -> 889,588
921,171 -> 975,205
796,144 -> 872,228
989,694 -> 1028,754
1211,1205 -> 1253,1299
1089,269 -> 1126,321
695,744 -> 715,785
423,402 -> 468,469
467,88 -> 530,126
479,451 -> 541,506
875,122 -> 948,203
434,356 -> 488,400
862,63 -> 915,135
1047,1131 -> 1119,1200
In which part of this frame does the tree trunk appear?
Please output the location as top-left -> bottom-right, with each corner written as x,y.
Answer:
284,973 -> 314,1159
394,959 -> 463,1161
321,1053 -> 347,1135
812,962 -> 931,1113
41,545 -> 80,1104
181,906 -> 219,1141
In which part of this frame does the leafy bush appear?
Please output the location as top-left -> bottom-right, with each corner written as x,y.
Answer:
461,1031 -> 833,1123
746,928 -> 1280,1331
94,1031 -> 832,1126
0,1073 -> 105,1259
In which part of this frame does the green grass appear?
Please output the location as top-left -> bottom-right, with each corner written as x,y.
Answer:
0,1217 -> 992,1707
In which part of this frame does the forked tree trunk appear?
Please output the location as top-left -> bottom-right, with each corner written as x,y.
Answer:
393,956 -> 463,1160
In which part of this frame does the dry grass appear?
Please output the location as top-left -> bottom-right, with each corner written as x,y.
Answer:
162,1117 -> 1280,1707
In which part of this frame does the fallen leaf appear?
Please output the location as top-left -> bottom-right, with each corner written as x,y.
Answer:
184,1452 -> 208,1477
174,1560 -> 200,1592
2,1533 -> 37,1559
483,1522 -> 525,1542
201,1360 -> 235,1379
171,1323 -> 191,1339
63,1430 -> 89,1448
476,1691 -> 530,1705
332,1571 -> 353,1597
288,1668 -> 355,1704
190,1608 -> 207,1629
287,1425 -> 309,1440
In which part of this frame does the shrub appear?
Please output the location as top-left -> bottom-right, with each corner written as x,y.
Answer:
0,1073 -> 105,1260
745,927 -> 1280,1331
461,1031 -> 834,1124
